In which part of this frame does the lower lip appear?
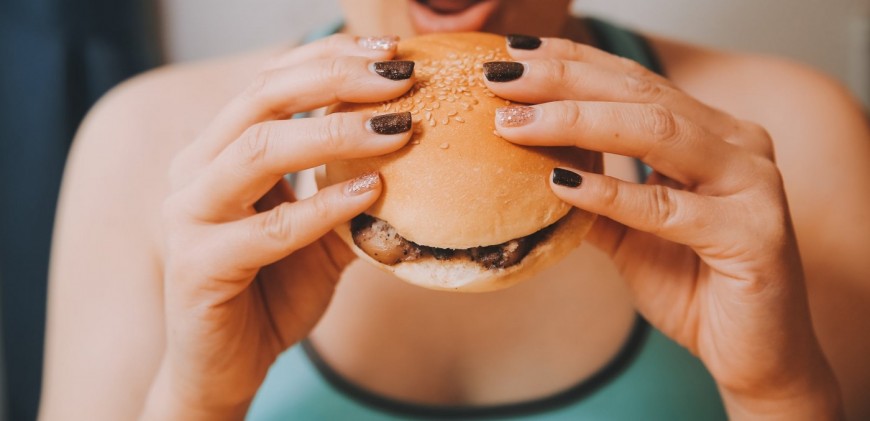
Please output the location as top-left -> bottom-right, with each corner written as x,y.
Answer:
407,0 -> 501,34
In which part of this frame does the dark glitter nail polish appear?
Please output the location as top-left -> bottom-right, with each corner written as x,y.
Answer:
483,61 -> 525,82
507,34 -> 542,50
369,112 -> 412,135
373,60 -> 415,80
552,168 -> 582,188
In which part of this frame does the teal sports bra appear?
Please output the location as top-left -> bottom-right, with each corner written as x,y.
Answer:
247,18 -> 727,421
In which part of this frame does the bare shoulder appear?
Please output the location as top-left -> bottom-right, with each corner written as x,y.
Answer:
651,36 -> 870,418
650,35 -> 865,125
649,35 -> 870,261
67,48 -> 279,241
42,47 -> 280,419
77,47 -> 278,170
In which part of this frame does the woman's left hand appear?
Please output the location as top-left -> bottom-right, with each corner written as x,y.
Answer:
486,36 -> 842,419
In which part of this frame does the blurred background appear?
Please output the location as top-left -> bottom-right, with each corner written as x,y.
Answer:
0,0 -> 867,419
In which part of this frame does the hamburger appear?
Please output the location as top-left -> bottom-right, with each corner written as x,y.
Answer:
318,32 -> 602,292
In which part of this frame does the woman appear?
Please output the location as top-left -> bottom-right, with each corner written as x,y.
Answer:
40,0 -> 869,419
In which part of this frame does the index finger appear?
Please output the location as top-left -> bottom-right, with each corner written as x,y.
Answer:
496,102 -> 750,188
172,57 -> 416,187
506,35 -> 675,87
264,34 -> 400,70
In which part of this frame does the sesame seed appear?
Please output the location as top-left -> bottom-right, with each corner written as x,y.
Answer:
429,120 -> 436,127
439,142 -> 450,149
454,116 -> 465,123
441,117 -> 449,125
425,111 -> 432,120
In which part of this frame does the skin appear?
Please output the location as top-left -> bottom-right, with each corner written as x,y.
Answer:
39,0 -> 870,419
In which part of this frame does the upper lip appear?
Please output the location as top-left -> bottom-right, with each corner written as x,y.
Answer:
415,0 -> 485,15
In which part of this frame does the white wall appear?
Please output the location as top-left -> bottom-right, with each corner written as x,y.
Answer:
577,0 -> 869,106
159,0 -> 869,106
158,0 -> 340,61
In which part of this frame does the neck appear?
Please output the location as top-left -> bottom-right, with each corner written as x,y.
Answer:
308,239 -> 637,405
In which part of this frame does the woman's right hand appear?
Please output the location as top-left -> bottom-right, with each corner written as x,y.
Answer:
140,34 -> 415,420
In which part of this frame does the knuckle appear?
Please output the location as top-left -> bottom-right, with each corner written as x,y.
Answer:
600,176 -> 622,209
567,41 -> 589,60
238,123 -> 274,167
650,185 -> 679,233
260,202 -> 295,243
309,193 -> 333,222
752,155 -> 784,185
738,120 -> 776,160
320,114 -> 350,158
243,71 -> 271,101
240,70 -> 291,119
560,101 -> 585,131
324,58 -> 364,101
620,57 -> 648,79
644,104 -> 679,144
325,56 -> 353,83
549,59 -> 571,84
626,75 -> 663,100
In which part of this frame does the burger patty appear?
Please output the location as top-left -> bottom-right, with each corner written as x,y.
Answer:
350,214 -> 556,269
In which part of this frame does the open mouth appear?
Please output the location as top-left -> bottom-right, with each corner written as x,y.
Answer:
408,0 -> 500,33
415,0 -> 485,14
350,213 -> 558,270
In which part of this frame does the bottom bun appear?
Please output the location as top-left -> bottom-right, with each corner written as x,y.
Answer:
335,208 -> 597,293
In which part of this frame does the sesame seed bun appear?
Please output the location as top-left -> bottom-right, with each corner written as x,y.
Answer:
318,32 -> 602,292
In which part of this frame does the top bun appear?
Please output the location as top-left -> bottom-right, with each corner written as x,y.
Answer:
325,32 -> 601,249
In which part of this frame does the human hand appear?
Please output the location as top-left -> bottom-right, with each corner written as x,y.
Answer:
141,34 -> 415,420
487,36 -> 842,419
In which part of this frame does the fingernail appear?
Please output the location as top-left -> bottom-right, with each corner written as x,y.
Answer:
346,172 -> 380,196
358,35 -> 399,51
483,61 -> 525,82
496,105 -> 537,127
552,168 -> 582,188
368,112 -> 412,135
373,60 -> 415,80
507,34 -> 542,50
